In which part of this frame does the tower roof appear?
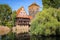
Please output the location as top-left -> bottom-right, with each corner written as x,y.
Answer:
29,3 -> 40,7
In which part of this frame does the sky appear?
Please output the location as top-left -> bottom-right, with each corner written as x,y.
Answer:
0,0 -> 43,14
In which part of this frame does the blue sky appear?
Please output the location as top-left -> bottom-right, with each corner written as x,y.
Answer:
0,0 -> 43,14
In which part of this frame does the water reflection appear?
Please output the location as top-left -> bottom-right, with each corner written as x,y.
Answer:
30,36 -> 60,40
16,36 -> 60,40
1,35 -> 60,40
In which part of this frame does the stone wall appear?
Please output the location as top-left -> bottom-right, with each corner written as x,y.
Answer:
12,25 -> 30,34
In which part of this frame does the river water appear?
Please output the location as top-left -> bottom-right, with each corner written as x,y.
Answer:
1,35 -> 60,40
30,36 -> 60,40
16,36 -> 60,40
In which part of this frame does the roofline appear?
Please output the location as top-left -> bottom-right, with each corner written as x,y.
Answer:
28,3 -> 40,7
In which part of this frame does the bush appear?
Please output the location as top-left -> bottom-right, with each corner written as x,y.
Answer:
30,8 -> 60,36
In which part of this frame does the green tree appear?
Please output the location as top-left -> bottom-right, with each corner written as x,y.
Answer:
6,11 -> 16,27
0,4 -> 16,27
6,11 -> 16,40
30,8 -> 60,36
0,4 -> 12,26
11,11 -> 16,26
0,4 -> 16,40
42,0 -> 60,8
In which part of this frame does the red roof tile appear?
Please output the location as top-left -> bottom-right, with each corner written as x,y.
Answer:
16,7 -> 32,19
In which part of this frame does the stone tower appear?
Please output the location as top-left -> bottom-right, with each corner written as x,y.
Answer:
28,3 -> 40,18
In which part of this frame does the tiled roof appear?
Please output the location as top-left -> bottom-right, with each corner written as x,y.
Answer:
16,7 -> 32,19
17,7 -> 23,15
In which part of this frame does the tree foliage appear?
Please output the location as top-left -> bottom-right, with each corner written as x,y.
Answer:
0,4 -> 16,27
42,0 -> 60,8
6,11 -> 16,27
0,4 -> 16,40
0,4 -> 12,26
11,11 -> 16,26
30,8 -> 60,36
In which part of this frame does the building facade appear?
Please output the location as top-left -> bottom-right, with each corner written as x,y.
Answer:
28,3 -> 40,18
12,3 -> 40,39
14,3 -> 40,34
15,7 -> 32,34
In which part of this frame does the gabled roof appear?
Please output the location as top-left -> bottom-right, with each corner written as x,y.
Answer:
29,3 -> 40,7
16,7 -> 32,19
17,7 -> 23,15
